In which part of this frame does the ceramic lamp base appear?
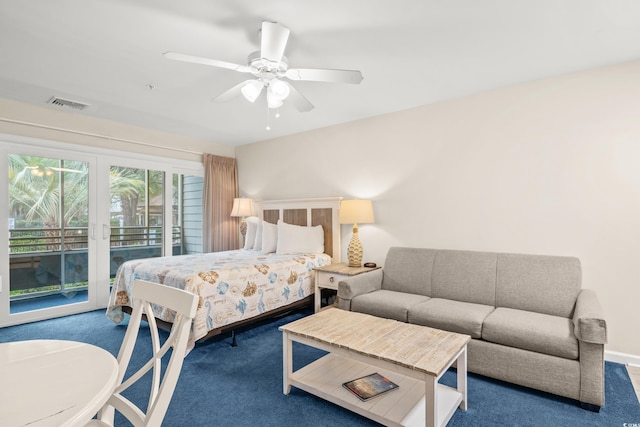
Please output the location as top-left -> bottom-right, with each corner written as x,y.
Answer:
347,225 -> 363,267
240,218 -> 247,237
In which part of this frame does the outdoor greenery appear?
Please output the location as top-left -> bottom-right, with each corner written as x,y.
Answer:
8,155 -> 167,296
9,155 -> 166,230
9,281 -> 87,297
8,156 -> 89,229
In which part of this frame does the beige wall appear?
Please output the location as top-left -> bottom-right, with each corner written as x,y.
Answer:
0,98 -> 233,161
236,60 -> 640,358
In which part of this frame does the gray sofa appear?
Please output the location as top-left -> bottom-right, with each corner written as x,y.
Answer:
337,247 -> 607,410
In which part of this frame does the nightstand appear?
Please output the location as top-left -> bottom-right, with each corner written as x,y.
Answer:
314,263 -> 381,312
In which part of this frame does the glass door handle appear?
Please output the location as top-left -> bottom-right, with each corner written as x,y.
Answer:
103,224 -> 111,240
90,224 -> 97,240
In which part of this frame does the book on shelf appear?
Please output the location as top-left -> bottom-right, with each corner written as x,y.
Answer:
342,372 -> 399,401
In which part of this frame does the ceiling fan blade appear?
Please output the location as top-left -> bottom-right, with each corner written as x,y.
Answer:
164,51 -> 252,73
285,68 -> 363,84
284,82 -> 314,112
260,22 -> 290,63
212,79 -> 262,102
212,80 -> 251,102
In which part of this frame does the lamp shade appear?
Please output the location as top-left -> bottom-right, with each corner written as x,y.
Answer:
339,199 -> 375,224
230,198 -> 255,217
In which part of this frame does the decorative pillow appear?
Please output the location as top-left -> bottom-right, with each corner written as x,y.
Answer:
253,219 -> 263,251
244,216 -> 260,250
276,220 -> 324,254
261,221 -> 278,254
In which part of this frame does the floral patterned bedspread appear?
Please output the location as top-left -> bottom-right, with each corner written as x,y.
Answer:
106,249 -> 331,349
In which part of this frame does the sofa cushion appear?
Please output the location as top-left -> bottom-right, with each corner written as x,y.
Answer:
351,290 -> 429,322
496,253 -> 581,318
408,298 -> 494,338
431,250 -> 497,306
482,307 -> 579,360
381,247 -> 437,296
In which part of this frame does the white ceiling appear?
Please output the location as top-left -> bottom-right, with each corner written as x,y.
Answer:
1,0 -> 639,147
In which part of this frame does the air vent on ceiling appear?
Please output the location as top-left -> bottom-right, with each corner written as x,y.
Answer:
47,96 -> 90,110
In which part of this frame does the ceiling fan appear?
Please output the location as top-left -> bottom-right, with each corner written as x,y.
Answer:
164,21 -> 363,112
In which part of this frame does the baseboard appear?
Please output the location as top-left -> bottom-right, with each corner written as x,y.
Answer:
605,350 -> 640,366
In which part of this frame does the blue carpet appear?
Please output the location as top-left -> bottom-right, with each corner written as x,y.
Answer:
1,308 -> 639,426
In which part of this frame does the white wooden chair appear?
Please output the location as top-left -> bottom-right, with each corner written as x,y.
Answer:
87,279 -> 198,427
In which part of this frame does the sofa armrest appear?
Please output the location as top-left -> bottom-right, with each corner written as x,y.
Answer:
337,269 -> 383,309
573,289 -> 607,345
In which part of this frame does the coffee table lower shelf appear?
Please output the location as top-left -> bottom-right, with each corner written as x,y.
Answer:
289,353 -> 463,427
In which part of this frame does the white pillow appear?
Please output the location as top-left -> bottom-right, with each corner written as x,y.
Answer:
244,216 -> 260,250
276,220 -> 324,254
253,219 -> 263,250
261,221 -> 278,254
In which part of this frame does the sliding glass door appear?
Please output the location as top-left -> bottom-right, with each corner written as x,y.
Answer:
6,152 -> 95,317
108,165 -> 166,276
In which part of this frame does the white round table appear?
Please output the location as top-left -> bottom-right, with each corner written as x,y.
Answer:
0,339 -> 119,427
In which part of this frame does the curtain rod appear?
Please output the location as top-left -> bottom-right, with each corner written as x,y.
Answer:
0,117 -> 203,155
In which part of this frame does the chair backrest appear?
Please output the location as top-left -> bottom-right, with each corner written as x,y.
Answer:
97,279 -> 198,427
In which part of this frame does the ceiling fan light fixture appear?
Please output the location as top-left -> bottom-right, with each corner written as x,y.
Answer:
267,91 -> 283,109
241,80 -> 263,103
266,79 -> 290,109
268,79 -> 290,100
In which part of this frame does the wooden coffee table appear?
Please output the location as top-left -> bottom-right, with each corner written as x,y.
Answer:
280,308 -> 470,427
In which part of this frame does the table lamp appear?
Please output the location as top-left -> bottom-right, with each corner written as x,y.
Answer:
339,199 -> 375,267
230,197 -> 255,242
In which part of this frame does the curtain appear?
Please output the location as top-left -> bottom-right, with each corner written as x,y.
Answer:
202,154 -> 239,252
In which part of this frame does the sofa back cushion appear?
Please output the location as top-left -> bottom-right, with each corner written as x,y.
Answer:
431,250 -> 497,306
496,253 -> 581,318
382,247 -> 436,296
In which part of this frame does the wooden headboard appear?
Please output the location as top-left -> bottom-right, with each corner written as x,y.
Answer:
255,197 -> 342,261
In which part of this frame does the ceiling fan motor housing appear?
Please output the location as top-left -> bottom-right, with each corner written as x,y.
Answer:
248,51 -> 288,78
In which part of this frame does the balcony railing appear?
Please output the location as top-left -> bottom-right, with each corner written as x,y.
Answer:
9,226 -> 182,253
8,226 -> 183,296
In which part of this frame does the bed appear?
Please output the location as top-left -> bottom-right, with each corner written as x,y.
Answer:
106,197 -> 341,349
